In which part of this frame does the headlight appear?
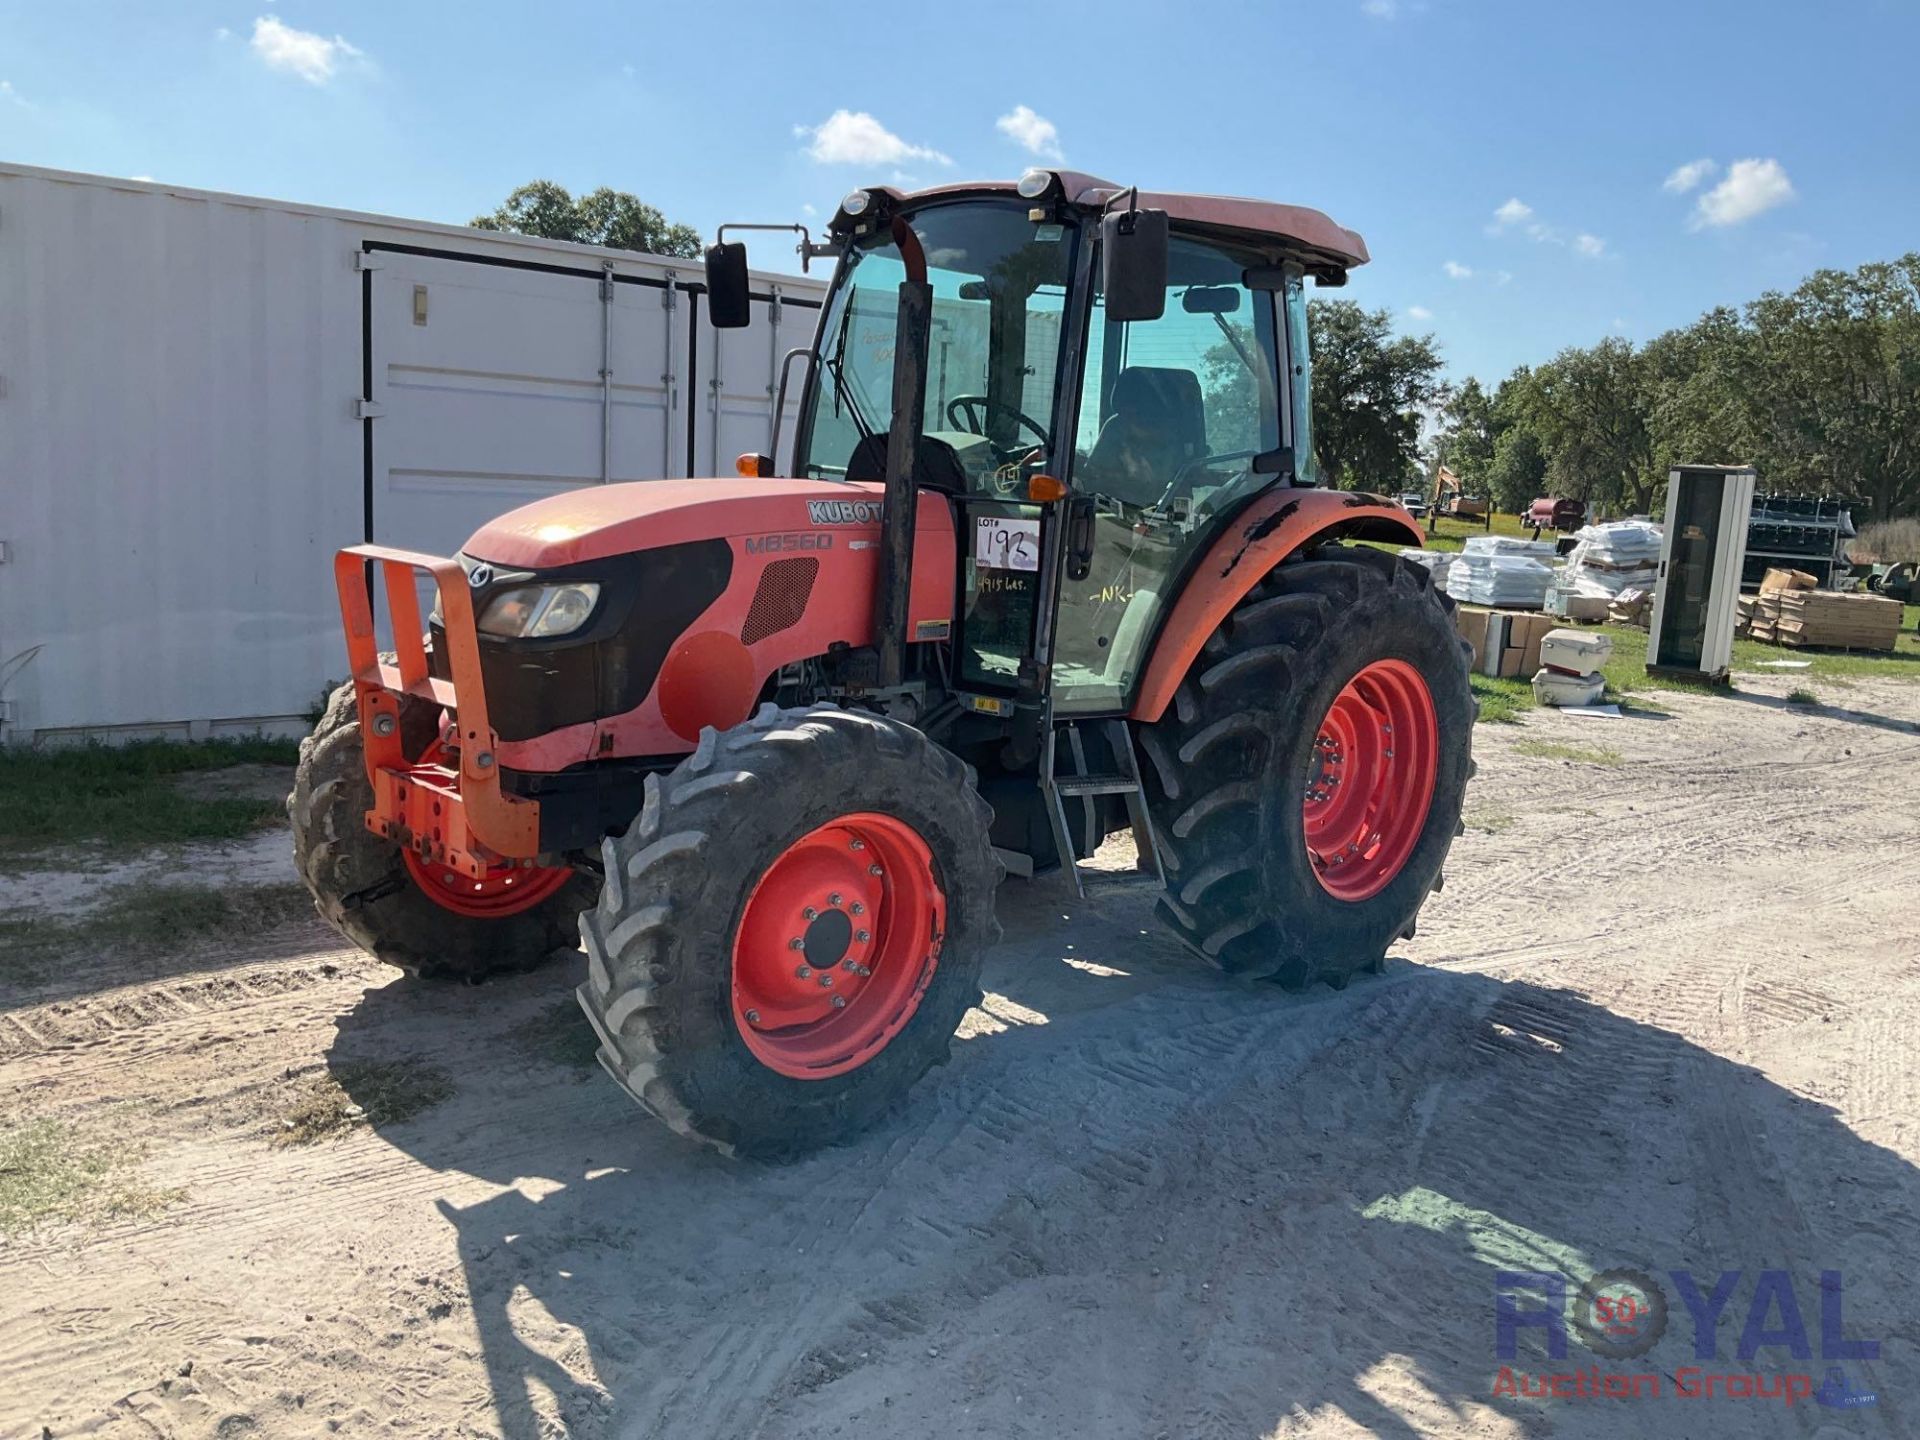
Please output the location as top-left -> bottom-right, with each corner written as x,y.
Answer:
1016,169 -> 1056,200
477,583 -> 601,639
840,189 -> 872,217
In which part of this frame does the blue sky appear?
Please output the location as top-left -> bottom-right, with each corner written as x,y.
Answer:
4,0 -> 1916,385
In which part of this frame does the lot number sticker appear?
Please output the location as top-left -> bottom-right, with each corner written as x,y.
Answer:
976,516 -> 1040,572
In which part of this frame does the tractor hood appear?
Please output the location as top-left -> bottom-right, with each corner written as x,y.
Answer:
463,477 -> 943,570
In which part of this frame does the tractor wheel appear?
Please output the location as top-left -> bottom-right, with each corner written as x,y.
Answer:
1136,544 -> 1474,987
290,681 -> 594,980
577,704 -> 1000,1158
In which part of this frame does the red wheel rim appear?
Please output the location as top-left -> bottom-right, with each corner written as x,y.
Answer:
403,847 -> 574,918
731,812 -> 946,1080
1303,659 -> 1438,902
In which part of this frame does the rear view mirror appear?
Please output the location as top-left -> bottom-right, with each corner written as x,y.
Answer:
1181,286 -> 1242,315
704,241 -> 751,329
1101,207 -> 1168,322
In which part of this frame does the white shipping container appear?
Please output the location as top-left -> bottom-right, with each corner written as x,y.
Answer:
0,162 -> 829,743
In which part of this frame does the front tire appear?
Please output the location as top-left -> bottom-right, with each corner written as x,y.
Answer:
577,705 -> 1000,1158
290,682 -> 594,979
1137,545 -> 1474,987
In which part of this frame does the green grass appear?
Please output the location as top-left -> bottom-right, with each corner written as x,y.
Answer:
1512,737 -> 1623,766
1409,508 -> 1541,554
0,881 -> 315,980
1463,806 -> 1517,835
0,1117 -> 183,1236
272,1059 -> 455,1146
1785,687 -> 1821,705
0,737 -> 299,860
1470,673 -> 1535,725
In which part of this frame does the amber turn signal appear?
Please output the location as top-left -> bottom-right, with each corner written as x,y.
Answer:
1026,474 -> 1069,503
735,452 -> 772,478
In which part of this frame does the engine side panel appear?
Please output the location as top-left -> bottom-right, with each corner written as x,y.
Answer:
1128,489 -> 1423,724
471,484 -> 956,771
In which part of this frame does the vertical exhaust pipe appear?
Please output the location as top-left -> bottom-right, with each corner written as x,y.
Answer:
876,217 -> 931,689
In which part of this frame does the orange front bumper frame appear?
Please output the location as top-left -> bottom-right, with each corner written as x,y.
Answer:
332,546 -> 542,875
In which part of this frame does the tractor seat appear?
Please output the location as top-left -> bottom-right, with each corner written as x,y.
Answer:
843,433 -> 969,493
1086,366 -> 1207,507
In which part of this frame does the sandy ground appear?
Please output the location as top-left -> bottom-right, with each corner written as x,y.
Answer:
2,676 -> 1918,1440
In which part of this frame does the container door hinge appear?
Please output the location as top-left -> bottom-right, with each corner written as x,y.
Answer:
353,251 -> 385,272
355,398 -> 386,420
0,540 -> 11,564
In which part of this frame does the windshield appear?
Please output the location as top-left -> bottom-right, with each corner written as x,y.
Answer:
796,200 -> 1079,493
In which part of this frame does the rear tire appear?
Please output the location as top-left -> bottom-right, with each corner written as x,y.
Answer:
1137,545 -> 1474,987
290,681 -> 594,980
577,704 -> 1000,1159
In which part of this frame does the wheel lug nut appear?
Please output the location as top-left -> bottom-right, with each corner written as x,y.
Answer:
856,929 -> 870,943
788,937 -> 805,951
828,892 -> 843,906
819,974 -> 833,987
842,958 -> 859,971
803,906 -> 818,920
869,865 -> 883,877
831,995 -> 847,1009
745,1009 -> 761,1024
797,965 -> 813,979
849,839 -> 865,850
851,902 -> 865,915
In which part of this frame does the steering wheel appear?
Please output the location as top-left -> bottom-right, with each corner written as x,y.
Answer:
945,395 -> 1051,449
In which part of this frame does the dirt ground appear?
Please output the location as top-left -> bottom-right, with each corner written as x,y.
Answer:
3,676 -> 1917,1440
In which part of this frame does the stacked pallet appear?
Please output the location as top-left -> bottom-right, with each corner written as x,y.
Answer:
1768,589 -> 1904,651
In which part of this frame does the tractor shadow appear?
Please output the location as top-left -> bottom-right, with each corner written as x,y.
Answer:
326,897 -> 1919,1440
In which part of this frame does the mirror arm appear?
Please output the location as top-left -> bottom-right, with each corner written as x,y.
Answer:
715,221 -> 842,273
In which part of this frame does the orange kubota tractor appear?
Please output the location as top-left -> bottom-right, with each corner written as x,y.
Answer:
294,171 -> 1474,1156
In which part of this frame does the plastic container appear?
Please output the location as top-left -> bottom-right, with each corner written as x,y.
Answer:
1539,627 -> 1613,676
1531,668 -> 1607,707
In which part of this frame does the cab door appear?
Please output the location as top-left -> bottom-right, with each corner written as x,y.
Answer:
1052,233 -> 1286,714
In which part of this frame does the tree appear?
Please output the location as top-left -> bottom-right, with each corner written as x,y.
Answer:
1435,376 -> 1497,494
1742,257 -> 1920,521
1307,301 -> 1447,490
471,180 -> 702,258
1520,338 -> 1658,512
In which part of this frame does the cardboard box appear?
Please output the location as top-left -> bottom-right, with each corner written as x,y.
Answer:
1761,567 -> 1819,594
1455,606 -> 1492,669
1503,613 -> 1555,675
1498,644 -> 1527,678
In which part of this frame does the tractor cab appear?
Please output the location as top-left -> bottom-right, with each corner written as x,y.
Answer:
709,171 -> 1368,718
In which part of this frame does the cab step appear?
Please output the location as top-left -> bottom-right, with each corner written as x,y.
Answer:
1040,719 -> 1166,899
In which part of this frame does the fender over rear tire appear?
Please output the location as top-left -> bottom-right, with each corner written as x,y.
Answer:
577,704 -> 1000,1159
289,681 -> 594,980
1137,544 -> 1475,987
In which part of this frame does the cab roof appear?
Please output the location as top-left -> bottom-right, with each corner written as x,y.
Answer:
870,171 -> 1369,274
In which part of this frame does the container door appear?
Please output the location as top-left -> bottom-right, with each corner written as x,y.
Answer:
365,250 -> 678,557
687,285 -> 822,477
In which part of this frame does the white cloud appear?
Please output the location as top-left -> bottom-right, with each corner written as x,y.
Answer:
1691,157 -> 1795,229
995,104 -> 1063,162
1491,197 -> 1533,229
249,15 -> 361,84
1663,158 -> 1716,195
1442,260 -> 1473,280
0,79 -> 27,107
1362,0 -> 1398,16
1407,304 -> 1433,321
1573,232 -> 1608,258
800,202 -> 817,217
795,110 -> 952,167
130,174 -> 155,182
1493,269 -> 1513,286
